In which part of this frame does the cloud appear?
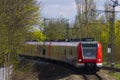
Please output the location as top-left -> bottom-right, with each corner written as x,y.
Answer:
42,0 -> 120,22
59,11 -> 65,17
42,0 -> 76,22
115,6 -> 120,11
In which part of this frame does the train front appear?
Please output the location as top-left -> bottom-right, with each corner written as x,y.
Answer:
77,40 -> 102,71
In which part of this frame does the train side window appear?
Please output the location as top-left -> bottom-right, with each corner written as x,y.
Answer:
42,49 -> 46,55
39,46 -> 40,50
64,49 -> 66,55
37,46 -> 40,50
69,49 -> 72,55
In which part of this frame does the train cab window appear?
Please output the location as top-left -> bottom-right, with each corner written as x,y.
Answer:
42,49 -> 46,55
82,44 -> 97,59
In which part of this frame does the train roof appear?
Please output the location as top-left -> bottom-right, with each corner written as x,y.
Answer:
26,42 -> 43,45
26,40 -> 98,47
26,42 -> 80,46
51,42 -> 80,46
81,41 -> 98,44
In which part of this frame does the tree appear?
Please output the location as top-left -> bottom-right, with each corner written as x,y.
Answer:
29,28 -> 46,41
104,0 -> 113,21
75,0 -> 96,37
43,18 -> 67,40
114,20 -> 120,61
0,0 -> 41,79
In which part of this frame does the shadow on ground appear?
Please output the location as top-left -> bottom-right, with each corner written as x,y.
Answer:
13,59 -> 98,80
33,61 -> 76,80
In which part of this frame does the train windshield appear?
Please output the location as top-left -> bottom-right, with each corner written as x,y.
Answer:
82,43 -> 97,59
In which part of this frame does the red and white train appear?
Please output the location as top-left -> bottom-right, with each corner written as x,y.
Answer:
20,38 -> 102,72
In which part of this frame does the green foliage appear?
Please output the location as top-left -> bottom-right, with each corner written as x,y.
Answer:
110,72 -> 120,80
75,12 -> 120,62
30,29 -> 46,41
0,0 -> 41,66
75,0 -> 120,63
114,20 -> 120,62
44,19 -> 66,40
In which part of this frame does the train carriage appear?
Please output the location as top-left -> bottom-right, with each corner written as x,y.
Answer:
20,38 -> 102,72
23,42 -> 38,57
77,41 -> 102,70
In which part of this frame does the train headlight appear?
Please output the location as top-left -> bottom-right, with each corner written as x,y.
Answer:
79,59 -> 82,62
98,59 -> 101,62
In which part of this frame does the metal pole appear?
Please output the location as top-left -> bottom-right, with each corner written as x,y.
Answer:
43,18 -> 46,26
65,19 -> 69,41
110,5 -> 115,67
110,0 -> 120,67
66,23 -> 69,41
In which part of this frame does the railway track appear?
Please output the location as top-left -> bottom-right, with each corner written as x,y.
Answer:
82,73 -> 102,80
102,66 -> 120,72
18,58 -> 117,80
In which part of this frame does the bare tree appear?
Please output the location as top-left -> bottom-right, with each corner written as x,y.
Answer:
104,0 -> 113,21
75,0 -> 96,23
75,0 -> 96,37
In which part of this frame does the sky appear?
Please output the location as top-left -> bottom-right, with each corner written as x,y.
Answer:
40,0 -> 120,23
41,0 -> 76,23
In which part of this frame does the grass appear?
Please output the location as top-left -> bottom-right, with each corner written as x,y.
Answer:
109,72 -> 120,80
114,63 -> 120,68
103,61 -> 120,68
12,60 -> 39,80
12,60 -> 73,80
103,61 -> 120,80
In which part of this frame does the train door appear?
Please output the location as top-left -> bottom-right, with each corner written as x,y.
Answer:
50,45 -> 53,59
50,45 -> 55,60
45,44 -> 50,59
68,47 -> 73,63
41,45 -> 46,58
54,45 -> 59,60
24,43 -> 30,56
58,46 -> 60,60
61,46 -> 64,61
66,46 -> 69,63
59,46 -> 62,61
53,46 -> 56,59
36,43 -> 44,58
53,46 -> 55,59
47,42 -> 51,59
56,46 -> 58,60
37,44 -> 42,57
64,46 -> 66,62
27,44 -> 32,56
72,47 -> 77,65
57,46 -> 59,60
30,44 -> 37,57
